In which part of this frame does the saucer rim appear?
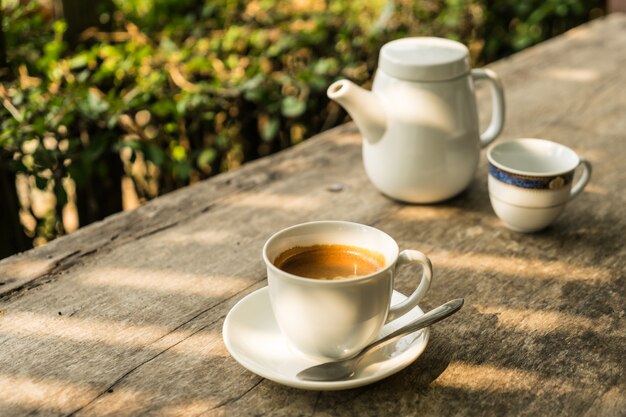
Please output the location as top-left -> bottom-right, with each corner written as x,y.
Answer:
222,286 -> 430,390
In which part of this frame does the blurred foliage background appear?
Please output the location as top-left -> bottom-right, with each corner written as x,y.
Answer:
0,0 -> 605,258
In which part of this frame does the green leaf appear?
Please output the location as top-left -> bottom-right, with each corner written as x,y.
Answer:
176,96 -> 190,116
107,114 -> 119,129
145,144 -> 166,166
241,73 -> 264,91
160,37 -> 178,53
164,122 -> 178,133
52,20 -> 67,35
313,58 -> 338,75
152,100 -> 176,118
197,148 -> 217,169
260,118 -> 279,141
171,145 -> 187,161
68,55 -> 88,69
281,96 -> 306,118
87,90 -> 110,116
174,161 -> 191,181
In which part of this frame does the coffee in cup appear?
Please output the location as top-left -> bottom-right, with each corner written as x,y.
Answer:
273,244 -> 385,280
263,221 -> 433,360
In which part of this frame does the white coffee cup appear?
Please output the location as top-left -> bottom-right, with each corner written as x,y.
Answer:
263,221 -> 433,360
487,138 -> 592,232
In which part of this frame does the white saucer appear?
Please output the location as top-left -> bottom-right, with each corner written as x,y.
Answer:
222,286 -> 429,390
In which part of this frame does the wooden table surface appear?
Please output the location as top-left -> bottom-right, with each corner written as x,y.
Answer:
1,14 -> 625,417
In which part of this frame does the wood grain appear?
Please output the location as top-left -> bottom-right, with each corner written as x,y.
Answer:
0,14 -> 625,417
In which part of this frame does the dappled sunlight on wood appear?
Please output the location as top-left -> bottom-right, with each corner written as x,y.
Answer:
0,374 -> 100,414
81,267 -> 251,297
475,305 -> 611,335
588,387 -> 626,416
163,230 -> 233,245
430,250 -> 610,282
569,148 -> 605,163
0,312 -> 227,357
392,205 -> 463,221
83,387 -> 150,417
583,183 -> 609,195
436,362 -> 576,393
544,68 -> 599,82
0,374 -> 166,417
565,24 -> 596,40
158,399 -> 220,417
0,257 -> 56,282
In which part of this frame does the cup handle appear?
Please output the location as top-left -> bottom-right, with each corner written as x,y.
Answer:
471,68 -> 506,148
570,157 -> 592,199
386,250 -> 433,323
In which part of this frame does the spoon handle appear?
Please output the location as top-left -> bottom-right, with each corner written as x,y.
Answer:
358,298 -> 464,358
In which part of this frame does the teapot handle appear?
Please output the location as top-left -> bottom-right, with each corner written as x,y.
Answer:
472,68 -> 505,148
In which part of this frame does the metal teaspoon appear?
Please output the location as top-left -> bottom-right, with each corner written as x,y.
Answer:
296,298 -> 464,381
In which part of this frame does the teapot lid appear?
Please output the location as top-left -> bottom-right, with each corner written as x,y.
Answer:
379,37 -> 470,82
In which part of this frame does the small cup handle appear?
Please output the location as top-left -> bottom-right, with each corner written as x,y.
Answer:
570,157 -> 592,200
471,68 -> 506,148
386,250 -> 433,323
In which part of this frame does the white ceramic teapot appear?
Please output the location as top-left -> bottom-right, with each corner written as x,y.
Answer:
328,37 -> 505,203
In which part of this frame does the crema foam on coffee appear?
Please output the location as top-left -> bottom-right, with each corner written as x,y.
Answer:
274,244 -> 385,280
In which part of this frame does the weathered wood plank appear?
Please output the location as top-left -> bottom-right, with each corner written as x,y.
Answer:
1,14 -> 625,417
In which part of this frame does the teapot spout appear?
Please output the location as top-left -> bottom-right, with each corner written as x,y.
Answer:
327,80 -> 387,143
